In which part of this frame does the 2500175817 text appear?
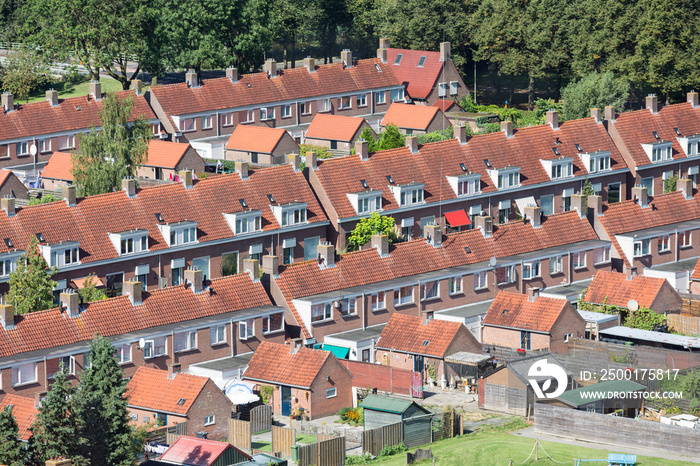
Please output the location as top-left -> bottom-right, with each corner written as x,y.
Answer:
579,368 -> 679,382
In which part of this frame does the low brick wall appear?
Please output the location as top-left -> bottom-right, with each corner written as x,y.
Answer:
339,360 -> 413,395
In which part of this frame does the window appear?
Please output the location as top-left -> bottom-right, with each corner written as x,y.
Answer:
326,387 -> 337,398
583,152 -> 611,173
549,256 -> 563,275
143,336 -> 167,359
280,104 -> 291,118
420,281 -> 439,300
449,276 -> 462,294
663,171 -> 675,192
300,102 -> 311,115
564,333 -> 573,343
357,93 -> 367,107
262,312 -> 284,334
162,223 -> 198,246
608,183 -> 620,203
362,349 -> 370,362
171,265 -> 183,286
593,247 -> 611,264
281,206 -> 307,227
204,415 -> 215,426
304,237 -> 319,261
222,112 -> 235,126
355,193 -> 382,214
211,324 -> 227,345
390,88 -> 404,102
201,115 -> 212,129
641,177 -> 654,196
180,118 -> 196,132
12,362 -> 37,386
370,291 -> 386,311
498,208 -> 509,224
680,230 -> 692,248
563,194 -> 572,212
375,92 -> 386,105
394,286 -> 413,306
37,138 -> 50,153
573,251 -> 586,269
58,135 -> 75,149
393,53 -> 403,65
417,56 -> 427,67
106,272 -> 124,297
241,110 -> 254,123
59,356 -> 75,375
397,186 -> 424,206
49,246 -> 79,268
523,261 -> 540,280
658,235 -> 671,253
504,265 -> 516,284
473,271 -> 487,290
319,98 -> 331,112
520,331 -> 531,350
452,176 -> 480,196
311,303 -> 332,322
540,195 -> 554,216
260,107 -> 275,120
174,330 -> 197,352
652,145 -> 672,162
496,170 -> 520,189
551,162 -> 573,179
450,81 -> 459,96
438,82 -> 448,97
338,96 -> 351,109
634,238 -> 650,257
239,319 -> 254,340
234,213 -> 262,235
115,344 -> 131,364
339,297 -> 356,316
16,141 -> 28,155
117,233 -> 148,256
143,416 -> 150,423
0,257 -> 17,277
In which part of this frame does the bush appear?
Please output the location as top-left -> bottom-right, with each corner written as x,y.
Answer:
379,442 -> 407,457
260,386 -> 275,405
28,193 -> 57,205
346,453 -> 373,465
299,144 -> 334,160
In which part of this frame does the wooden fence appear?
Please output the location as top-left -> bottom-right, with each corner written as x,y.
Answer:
228,419 -> 251,451
667,314 -> 700,335
681,297 -> 700,316
297,436 -> 346,466
149,422 -> 187,446
432,409 -> 463,442
362,422 -> 403,456
271,425 -> 295,457
249,404 -> 273,434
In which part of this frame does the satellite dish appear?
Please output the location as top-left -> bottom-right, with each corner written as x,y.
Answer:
138,337 -> 146,349
29,144 -> 37,156
627,299 -> 639,312
489,256 -> 497,267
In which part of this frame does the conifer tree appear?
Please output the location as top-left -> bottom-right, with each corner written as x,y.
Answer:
0,405 -> 28,466
5,234 -> 58,315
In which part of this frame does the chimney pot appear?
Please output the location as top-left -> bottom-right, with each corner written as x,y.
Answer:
604,106 -> 616,122
474,216 -> 493,238
631,186 -> 649,207
122,178 -> 136,197
405,136 -> 418,154
340,49 -> 353,68
263,59 -> 277,77
590,108 -> 602,123
524,205 -> 541,227
60,290 -> 80,317
235,161 -> 249,179
317,242 -> 336,267
501,120 -> 514,138
262,254 -> 279,277
678,178 -> 693,200
226,67 -> 239,82
179,169 -> 193,189
371,234 -> 390,257
0,304 -> 14,329
305,151 -> 317,170
184,268 -> 204,293
688,91 -> 699,108
167,363 -> 181,379
546,110 -> 559,130
1,197 -> 15,217
288,153 -> 300,172
46,89 -> 59,106
185,71 -> 198,88
646,94 -> 658,114
571,194 -> 587,218
356,140 -> 369,161
424,224 -> 442,247
527,287 -> 540,302
303,57 -> 315,72
377,48 -> 388,64
1,92 -> 13,113
379,38 -> 390,49
123,280 -> 143,305
131,79 -> 142,96
243,258 -> 260,281
62,185 -> 77,207
89,80 -> 102,101
588,195 -> 603,216
439,42 -> 451,62
455,124 -> 467,144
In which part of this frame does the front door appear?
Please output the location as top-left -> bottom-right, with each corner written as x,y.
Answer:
413,355 -> 424,373
281,386 -> 292,416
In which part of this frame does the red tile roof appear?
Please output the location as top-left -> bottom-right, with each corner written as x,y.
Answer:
432,99 -> 464,112
125,367 -> 211,414
483,291 -> 570,333
145,140 -> 193,169
275,210 -> 600,338
243,341 -> 341,389
0,394 -> 38,441
692,258 -> 700,281
0,164 -> 326,260
314,116 -> 626,220
610,102 -> 700,168
584,270 -> 667,309
0,90 -> 156,141
381,103 -> 442,130
40,152 -> 74,181
225,125 -> 289,154
386,48 -> 444,100
0,272 -> 274,359
376,313 -> 466,358
304,114 -> 368,142
159,435 -> 250,466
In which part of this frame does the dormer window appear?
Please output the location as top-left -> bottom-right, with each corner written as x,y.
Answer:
271,202 -> 308,227
541,158 -> 573,180
347,191 -> 382,215
158,221 -> 198,247
447,174 -> 480,197
488,167 -> 520,190
108,230 -> 149,256
641,141 -> 673,163
390,183 -> 425,207
224,210 -> 262,236
579,150 -> 611,173
677,134 -> 700,157
0,251 -> 21,277
40,242 -> 80,268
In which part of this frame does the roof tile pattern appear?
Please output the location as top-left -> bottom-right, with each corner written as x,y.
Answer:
376,313 -> 463,357
386,48 -> 443,100
692,258 -> 700,280
483,291 -> 568,333
145,140 -> 192,169
40,152 -> 74,181
381,102 -> 440,130
304,113 -> 367,142
0,394 -> 38,440
125,367 -> 209,414
584,270 -> 666,308
243,341 -> 332,388
225,125 -> 289,153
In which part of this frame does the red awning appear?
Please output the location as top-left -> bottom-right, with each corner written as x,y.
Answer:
445,210 -> 471,227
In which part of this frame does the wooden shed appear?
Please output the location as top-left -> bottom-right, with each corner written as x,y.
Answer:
360,395 -> 433,448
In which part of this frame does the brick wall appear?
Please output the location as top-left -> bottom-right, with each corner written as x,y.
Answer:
482,327 -> 551,351
338,360 -> 413,395
187,379 -> 233,440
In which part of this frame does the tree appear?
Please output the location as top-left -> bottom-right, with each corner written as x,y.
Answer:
359,127 -> 378,153
0,45 -> 49,102
561,71 -> 630,120
663,174 -> 678,194
347,212 -> 398,251
27,193 -> 57,205
78,274 -> 107,303
376,124 -> 405,151
624,306 -> 666,331
31,364 -> 84,464
72,92 -> 151,197
0,405 -> 27,466
74,334 -> 132,466
5,235 -> 58,315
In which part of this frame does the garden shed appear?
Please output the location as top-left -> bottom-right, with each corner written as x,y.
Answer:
360,395 -> 433,448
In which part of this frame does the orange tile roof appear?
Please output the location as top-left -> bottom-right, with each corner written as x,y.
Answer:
0,90 -> 156,141
376,313 -> 465,358
584,270 -> 667,309
610,102 -> 700,168
0,164 -> 326,260
71,276 -> 105,289
692,258 -> 700,281
381,102 -> 441,130
386,48 -> 445,100
432,99 -> 463,112
483,291 -> 569,333
145,140 -> 193,169
40,152 -> 74,181
0,169 -> 14,187
314,116 -> 626,220
160,436 -> 250,466
304,113 -> 368,142
225,125 -> 289,154
125,367 -> 210,415
0,272 -> 274,359
275,211 -> 600,339
0,394 -> 38,441
243,341 -> 337,389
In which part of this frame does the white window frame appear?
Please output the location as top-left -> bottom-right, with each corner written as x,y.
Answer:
357,93 -> 367,107
272,203 -> 308,228
658,235 -> 671,253
16,141 -> 29,155
551,161 -> 573,179
211,324 -> 227,345
573,251 -> 587,269
348,191 -> 382,215
160,222 -> 198,247
43,243 -> 80,268
222,112 -> 235,126
549,256 -> 563,275
449,81 -> 458,96
174,330 -> 198,353
522,261 -> 540,280
438,82 -> 448,97
679,230 -> 692,248
239,319 -> 255,340
326,387 -> 337,398
339,297 -> 357,316
420,281 -> 439,301
142,336 -> 167,359
375,92 -> 386,105
394,286 -> 413,306
204,415 -> 215,426
449,276 -> 463,295
593,247 -> 611,264
116,344 -> 132,364
281,104 -> 292,118
201,115 -> 213,129
390,88 -> 404,102
300,102 -> 311,115
392,184 -> 425,207
320,98 -> 331,112
0,254 -> 20,277
370,291 -> 386,311
473,271 -> 487,290
232,212 -> 262,236
564,333 -> 573,343
180,118 -> 196,132
262,312 -> 284,334
260,107 -> 275,121
338,96 -> 352,110
490,168 -> 521,190
311,303 -> 332,323
12,362 -> 38,386
633,238 -> 651,257
504,265 -> 516,283
110,230 -> 149,256
37,138 -> 51,153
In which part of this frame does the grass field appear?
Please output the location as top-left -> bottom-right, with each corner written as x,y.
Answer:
24,77 -> 135,104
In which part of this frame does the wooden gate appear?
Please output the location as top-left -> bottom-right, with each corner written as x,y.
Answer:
228,419 -> 251,451
297,436 -> 346,466
362,422 -> 403,456
165,422 -> 187,445
411,371 -> 423,398
271,425 -> 295,457
250,404 -> 273,434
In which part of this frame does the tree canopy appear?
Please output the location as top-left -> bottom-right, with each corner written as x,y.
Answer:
5,234 -> 58,315
347,212 -> 398,251
0,405 -> 27,466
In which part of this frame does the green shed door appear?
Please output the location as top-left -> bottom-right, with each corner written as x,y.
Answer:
364,409 -> 402,431
403,416 -> 432,448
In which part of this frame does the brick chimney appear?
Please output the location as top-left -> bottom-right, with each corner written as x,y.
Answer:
1,197 -> 15,217
604,106 -> 616,122
546,110 -> 559,130
588,195 -> 603,217
235,161 -> 249,180
2,92 -> 13,112
474,215 -> 493,238
646,94 -> 658,114
122,178 -> 136,198
341,49 -> 353,68
185,71 -> 198,88
406,136 -> 418,154
632,186 -> 648,208
379,38 -> 390,49
184,268 -> 204,293
243,258 -> 259,280
590,108 -> 602,123
226,67 -> 239,82
123,280 -> 143,305
371,234 -> 389,257
424,224 -> 442,247
288,153 -> 300,172
524,205 -> 541,228
625,266 -> 637,280
131,79 -> 142,95
89,80 -> 102,100
180,169 -> 193,189
318,242 -> 335,267
356,139 -> 369,161
0,304 -> 14,329
501,120 -> 513,138
305,151 -> 317,170
46,89 -> 59,107
262,254 -> 279,277
303,57 -> 315,72
34,391 -> 45,409
455,124 -> 467,144
571,194 -> 587,218
62,185 -> 76,207
377,48 -> 388,64
167,363 -> 181,380
263,59 -> 277,77
439,42 -> 451,62
678,178 -> 693,200
688,91 -> 699,108
60,290 -> 80,317
526,287 -> 540,302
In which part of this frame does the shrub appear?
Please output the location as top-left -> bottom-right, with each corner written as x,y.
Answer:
379,442 -> 407,457
346,453 -> 373,465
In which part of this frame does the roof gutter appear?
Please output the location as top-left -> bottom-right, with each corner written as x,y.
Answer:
243,377 -> 311,390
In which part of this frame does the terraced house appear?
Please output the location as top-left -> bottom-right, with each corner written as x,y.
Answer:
147,53 -> 405,159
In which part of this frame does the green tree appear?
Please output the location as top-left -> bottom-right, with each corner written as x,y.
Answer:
75,334 -> 132,466
27,193 -> 57,206
663,174 -> 678,194
31,365 -> 84,464
624,307 -> 666,331
78,274 -> 107,303
72,92 -> 151,197
0,405 -> 27,466
376,124 -> 405,151
359,127 -> 378,153
0,45 -> 49,102
561,71 -> 630,120
5,235 -> 58,315
347,212 -> 397,251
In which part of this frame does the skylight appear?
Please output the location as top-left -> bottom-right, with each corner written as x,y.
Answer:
3,238 -> 12,248
239,198 -> 248,209
417,56 -> 427,67
394,54 -> 403,65
177,398 -> 186,405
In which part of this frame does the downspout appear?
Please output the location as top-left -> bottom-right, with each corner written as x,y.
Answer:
230,318 -> 235,357
362,291 -> 366,330
675,229 -> 679,262
568,251 -> 572,285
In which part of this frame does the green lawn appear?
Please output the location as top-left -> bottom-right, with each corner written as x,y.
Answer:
24,77 -> 137,104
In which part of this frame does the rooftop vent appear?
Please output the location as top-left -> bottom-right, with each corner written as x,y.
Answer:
501,309 -> 509,316
464,246 -> 471,254
555,137 -> 561,145
421,340 -> 430,346
418,56 -> 427,67
177,398 -> 186,405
